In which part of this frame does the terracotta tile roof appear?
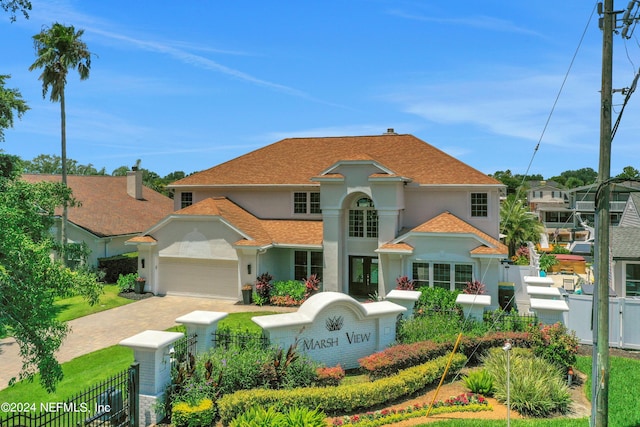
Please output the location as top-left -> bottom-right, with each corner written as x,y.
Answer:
175,197 -> 322,247
171,134 -> 499,186
22,174 -> 173,237
411,212 -> 508,255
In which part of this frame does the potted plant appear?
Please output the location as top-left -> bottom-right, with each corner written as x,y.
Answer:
241,283 -> 253,304
134,276 -> 146,294
538,253 -> 558,276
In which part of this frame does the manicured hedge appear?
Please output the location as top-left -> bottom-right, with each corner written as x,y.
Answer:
98,253 -> 137,283
217,353 -> 466,425
358,331 -> 529,379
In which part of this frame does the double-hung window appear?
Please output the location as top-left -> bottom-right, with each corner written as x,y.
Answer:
471,192 -> 488,217
294,192 -> 321,214
181,192 -> 193,208
294,250 -> 323,280
412,261 -> 473,291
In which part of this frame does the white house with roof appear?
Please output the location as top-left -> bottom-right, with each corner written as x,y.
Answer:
23,171 -> 173,267
128,131 -> 507,303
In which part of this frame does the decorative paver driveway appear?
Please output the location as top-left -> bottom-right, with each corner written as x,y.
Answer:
0,295 -> 294,390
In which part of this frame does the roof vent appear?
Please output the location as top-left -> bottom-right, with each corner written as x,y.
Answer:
384,128 -> 397,135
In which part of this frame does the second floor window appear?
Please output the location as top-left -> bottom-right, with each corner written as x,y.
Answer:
294,192 -> 321,214
349,197 -> 378,238
471,193 -> 488,217
181,192 -> 193,208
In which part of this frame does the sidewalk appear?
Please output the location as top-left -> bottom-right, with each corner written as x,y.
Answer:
0,295 -> 294,391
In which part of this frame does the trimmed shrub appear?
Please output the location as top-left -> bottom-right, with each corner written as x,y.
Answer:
217,353 -> 466,425
359,331 -> 529,378
171,398 -> 215,427
414,286 -> 461,314
315,364 -> 345,387
98,253 -> 137,283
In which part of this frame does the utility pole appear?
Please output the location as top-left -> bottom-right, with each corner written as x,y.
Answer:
592,0 -> 613,425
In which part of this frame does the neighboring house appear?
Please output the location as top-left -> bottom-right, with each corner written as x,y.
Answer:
22,171 -> 174,267
567,182 -> 640,229
611,193 -> 640,297
128,131 -> 508,303
527,181 -> 571,245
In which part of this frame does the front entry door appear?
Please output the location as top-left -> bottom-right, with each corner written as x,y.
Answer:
349,256 -> 379,297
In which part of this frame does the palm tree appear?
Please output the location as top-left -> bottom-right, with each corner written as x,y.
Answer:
500,194 -> 545,257
29,23 -> 91,264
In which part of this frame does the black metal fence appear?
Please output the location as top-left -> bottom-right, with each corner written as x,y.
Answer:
483,311 -> 538,332
170,333 -> 198,371
212,329 -> 269,350
0,363 -> 139,427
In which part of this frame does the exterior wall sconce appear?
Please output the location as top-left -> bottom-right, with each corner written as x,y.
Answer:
141,258 -> 145,268
247,264 -> 252,275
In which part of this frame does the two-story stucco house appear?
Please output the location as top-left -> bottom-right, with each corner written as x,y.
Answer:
128,131 -> 507,304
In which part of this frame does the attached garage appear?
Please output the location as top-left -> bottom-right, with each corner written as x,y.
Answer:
158,257 -> 239,299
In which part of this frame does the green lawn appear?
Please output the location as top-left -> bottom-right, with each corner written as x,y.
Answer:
54,284 -> 134,322
0,311 -> 278,406
0,346 -> 134,404
0,285 -> 132,339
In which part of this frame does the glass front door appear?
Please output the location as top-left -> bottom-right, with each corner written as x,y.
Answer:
349,256 -> 379,297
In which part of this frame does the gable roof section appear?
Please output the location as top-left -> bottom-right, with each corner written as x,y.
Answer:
408,212 -> 507,256
619,193 -> 640,227
22,174 -> 173,237
171,134 -> 500,187
171,197 -> 322,248
612,226 -> 640,259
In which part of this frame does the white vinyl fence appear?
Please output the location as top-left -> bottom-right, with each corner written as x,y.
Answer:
566,294 -> 640,350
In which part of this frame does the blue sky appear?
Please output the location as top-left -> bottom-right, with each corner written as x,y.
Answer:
1,0 -> 639,179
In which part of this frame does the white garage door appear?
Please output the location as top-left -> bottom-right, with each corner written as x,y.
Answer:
158,258 -> 239,299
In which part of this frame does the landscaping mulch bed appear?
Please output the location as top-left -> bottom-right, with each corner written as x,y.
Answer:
118,291 -> 154,301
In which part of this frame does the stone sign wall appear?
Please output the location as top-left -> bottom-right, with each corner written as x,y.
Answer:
252,292 -> 406,369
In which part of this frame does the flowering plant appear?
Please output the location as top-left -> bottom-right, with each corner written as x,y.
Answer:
241,283 -> 253,291
255,272 -> 273,300
463,280 -> 486,295
395,275 -> 415,290
135,276 -> 146,283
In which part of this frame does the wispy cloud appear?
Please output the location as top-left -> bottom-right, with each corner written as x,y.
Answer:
387,9 -> 545,38
27,0 -> 343,107
386,69 -> 601,151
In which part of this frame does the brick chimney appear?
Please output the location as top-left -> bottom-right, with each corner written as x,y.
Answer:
127,169 -> 143,200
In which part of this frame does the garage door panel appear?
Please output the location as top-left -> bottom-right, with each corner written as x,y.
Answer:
159,258 -> 239,299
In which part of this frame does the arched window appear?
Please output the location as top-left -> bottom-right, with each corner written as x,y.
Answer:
349,197 -> 378,238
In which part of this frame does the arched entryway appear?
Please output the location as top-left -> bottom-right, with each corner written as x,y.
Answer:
346,195 -> 379,297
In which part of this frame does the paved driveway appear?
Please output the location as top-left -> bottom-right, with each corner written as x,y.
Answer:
0,295 -> 294,391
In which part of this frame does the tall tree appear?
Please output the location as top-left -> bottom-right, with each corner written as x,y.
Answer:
0,0 -> 31,21
0,154 -> 101,392
29,23 -> 91,264
0,74 -> 29,141
23,154 -> 106,175
616,165 -> 640,180
500,194 -> 545,257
